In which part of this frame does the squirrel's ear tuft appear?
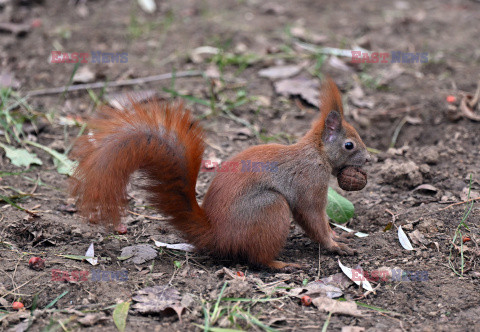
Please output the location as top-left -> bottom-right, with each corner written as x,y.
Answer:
323,110 -> 342,142
319,77 -> 344,117
307,78 -> 344,141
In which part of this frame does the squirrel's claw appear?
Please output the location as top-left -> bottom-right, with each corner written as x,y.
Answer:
325,241 -> 357,256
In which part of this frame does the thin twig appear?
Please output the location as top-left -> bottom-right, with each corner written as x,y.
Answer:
439,196 -> 480,211
1,273 -> 45,298
127,210 -> 168,221
26,70 -> 204,97
390,116 -> 408,148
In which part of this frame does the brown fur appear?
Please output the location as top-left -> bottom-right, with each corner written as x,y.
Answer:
70,78 -> 370,268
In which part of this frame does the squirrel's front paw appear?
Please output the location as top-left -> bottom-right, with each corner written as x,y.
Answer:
332,231 -> 355,244
325,241 -> 357,256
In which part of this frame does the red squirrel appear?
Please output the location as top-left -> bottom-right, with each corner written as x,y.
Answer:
70,78 -> 370,269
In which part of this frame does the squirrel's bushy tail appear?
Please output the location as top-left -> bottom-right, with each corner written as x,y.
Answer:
70,100 -> 211,247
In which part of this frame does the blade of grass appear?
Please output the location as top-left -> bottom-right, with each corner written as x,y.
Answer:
45,291 -> 69,309
321,312 -> 332,332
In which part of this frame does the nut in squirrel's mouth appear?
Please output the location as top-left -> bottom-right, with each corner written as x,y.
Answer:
337,166 -> 368,191
334,165 -> 366,177
343,166 -> 367,175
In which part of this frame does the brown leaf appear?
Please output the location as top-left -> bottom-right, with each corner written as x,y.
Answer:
312,297 -> 362,316
409,229 -> 427,245
289,281 -> 343,299
132,286 -> 185,320
413,184 -> 439,194
258,65 -> 302,79
120,244 -> 158,264
274,78 -> 319,107
78,313 -> 107,326
328,57 -> 353,73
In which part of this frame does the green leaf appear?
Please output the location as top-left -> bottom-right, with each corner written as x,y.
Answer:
326,187 -> 354,223
25,140 -> 77,175
0,143 -> 42,168
113,301 -> 130,332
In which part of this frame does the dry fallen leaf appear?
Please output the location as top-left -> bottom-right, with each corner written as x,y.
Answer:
341,326 -> 365,332
413,184 -> 439,194
120,244 -> 158,264
408,229 -> 427,245
190,46 -> 220,63
73,66 -> 95,83
398,226 -> 414,251
85,243 -> 98,266
274,78 -> 319,107
137,0 -> 156,13
289,280 -> 343,299
153,240 -> 196,252
338,260 -> 373,292
258,65 -> 302,79
312,297 -> 362,317
328,56 -> 353,73
78,313 -> 107,326
132,286 -> 185,320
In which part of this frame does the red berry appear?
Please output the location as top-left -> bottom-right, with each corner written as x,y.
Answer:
116,224 -> 127,234
12,302 -> 24,310
301,295 -> 312,306
446,95 -> 456,103
236,271 -> 245,277
462,236 -> 471,243
28,257 -> 45,271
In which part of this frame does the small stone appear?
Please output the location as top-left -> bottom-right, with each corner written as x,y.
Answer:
419,146 -> 439,165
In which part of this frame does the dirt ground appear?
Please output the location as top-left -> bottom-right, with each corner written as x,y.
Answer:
1,0 -> 479,331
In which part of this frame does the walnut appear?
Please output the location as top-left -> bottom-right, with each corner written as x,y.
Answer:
337,167 -> 367,191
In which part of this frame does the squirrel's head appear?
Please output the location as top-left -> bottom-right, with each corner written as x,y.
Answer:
308,78 -> 371,176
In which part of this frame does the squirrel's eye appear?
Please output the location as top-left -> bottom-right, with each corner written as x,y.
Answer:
344,142 -> 354,150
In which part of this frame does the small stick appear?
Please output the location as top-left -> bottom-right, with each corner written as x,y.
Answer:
389,115 -> 408,148
317,244 -> 322,280
385,209 -> 397,223
127,210 -> 167,220
439,197 -> 480,211
26,70 -> 204,97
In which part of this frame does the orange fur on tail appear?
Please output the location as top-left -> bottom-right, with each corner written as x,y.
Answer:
70,101 -> 212,247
